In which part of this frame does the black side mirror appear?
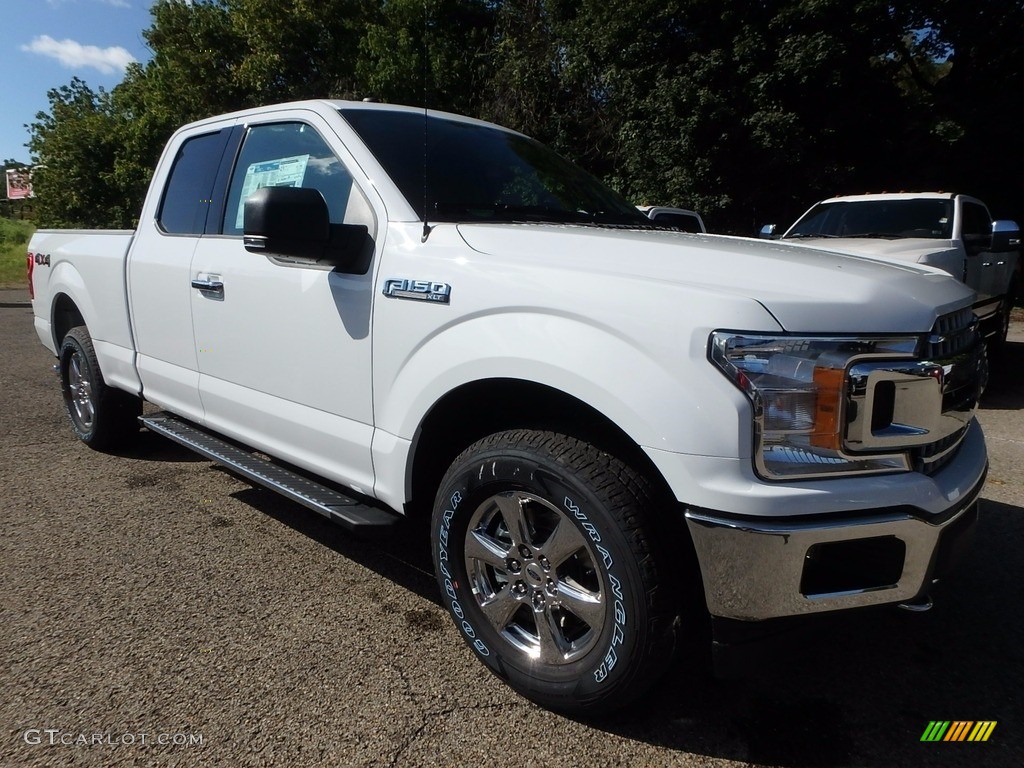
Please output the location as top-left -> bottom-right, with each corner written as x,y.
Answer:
243,186 -> 371,273
991,219 -> 1021,253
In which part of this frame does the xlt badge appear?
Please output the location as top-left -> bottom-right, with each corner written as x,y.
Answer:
383,279 -> 451,304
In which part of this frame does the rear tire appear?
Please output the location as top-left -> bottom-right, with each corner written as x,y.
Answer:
431,429 -> 680,714
59,326 -> 141,450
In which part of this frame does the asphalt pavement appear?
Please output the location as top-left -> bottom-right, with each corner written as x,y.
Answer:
1,288 -> 1021,767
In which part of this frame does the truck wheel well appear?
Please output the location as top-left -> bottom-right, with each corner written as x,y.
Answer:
408,378 -> 674,520
52,294 -> 85,348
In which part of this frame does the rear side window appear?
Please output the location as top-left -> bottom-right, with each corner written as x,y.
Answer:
651,211 -> 703,232
158,130 -> 230,235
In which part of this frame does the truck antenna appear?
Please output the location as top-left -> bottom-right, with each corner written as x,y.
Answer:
421,2 -> 432,243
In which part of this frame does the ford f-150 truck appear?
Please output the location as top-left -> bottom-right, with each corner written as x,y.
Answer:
760,192 -> 1021,344
28,101 -> 988,714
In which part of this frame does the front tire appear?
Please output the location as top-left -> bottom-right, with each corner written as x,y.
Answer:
431,430 -> 678,713
59,326 -> 141,450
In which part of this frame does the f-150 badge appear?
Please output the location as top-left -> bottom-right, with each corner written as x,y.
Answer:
382,279 -> 451,304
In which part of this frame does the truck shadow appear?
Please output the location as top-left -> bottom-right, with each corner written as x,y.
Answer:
604,496 -> 1024,766
983,339 -> 1024,410
221,478 -> 1022,767
107,428 -> 210,463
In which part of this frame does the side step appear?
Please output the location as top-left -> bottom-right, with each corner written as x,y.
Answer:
139,412 -> 402,534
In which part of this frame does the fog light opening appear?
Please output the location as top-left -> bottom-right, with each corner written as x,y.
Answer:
801,536 -> 906,597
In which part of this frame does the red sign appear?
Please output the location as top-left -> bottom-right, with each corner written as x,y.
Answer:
5,168 -> 34,200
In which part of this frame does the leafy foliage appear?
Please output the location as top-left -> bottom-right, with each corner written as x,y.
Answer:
25,0 -> 1024,232
0,217 -> 35,287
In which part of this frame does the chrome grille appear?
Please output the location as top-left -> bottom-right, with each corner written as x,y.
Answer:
913,426 -> 969,476
843,307 -> 984,477
925,307 -> 976,359
915,308 -> 985,475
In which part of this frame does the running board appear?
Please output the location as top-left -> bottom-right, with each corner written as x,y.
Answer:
139,412 -> 401,534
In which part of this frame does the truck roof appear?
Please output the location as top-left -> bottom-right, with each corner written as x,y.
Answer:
821,192 -> 957,203
176,99 -> 524,136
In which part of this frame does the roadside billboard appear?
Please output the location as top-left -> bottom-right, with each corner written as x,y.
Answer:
5,168 -> 34,200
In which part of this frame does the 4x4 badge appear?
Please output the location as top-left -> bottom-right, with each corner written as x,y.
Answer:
382,279 -> 451,304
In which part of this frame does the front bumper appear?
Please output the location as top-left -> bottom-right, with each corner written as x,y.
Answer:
684,460 -> 985,622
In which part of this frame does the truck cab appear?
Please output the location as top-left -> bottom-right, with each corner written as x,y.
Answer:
762,192 -> 1021,342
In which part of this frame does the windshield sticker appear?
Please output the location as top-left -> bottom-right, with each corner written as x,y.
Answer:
235,154 -> 310,228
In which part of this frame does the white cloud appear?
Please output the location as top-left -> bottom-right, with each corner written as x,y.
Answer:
20,35 -> 136,75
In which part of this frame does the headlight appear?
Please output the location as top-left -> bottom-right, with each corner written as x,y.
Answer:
709,332 -> 919,479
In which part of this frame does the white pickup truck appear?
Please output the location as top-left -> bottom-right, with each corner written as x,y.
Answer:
761,192 -> 1021,344
28,101 -> 988,714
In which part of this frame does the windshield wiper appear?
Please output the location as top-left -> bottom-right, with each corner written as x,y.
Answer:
840,232 -> 901,239
433,203 -> 648,226
493,204 -> 587,223
430,202 -> 577,224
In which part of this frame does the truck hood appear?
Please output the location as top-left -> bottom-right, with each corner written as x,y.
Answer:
782,236 -> 956,265
456,224 -> 973,333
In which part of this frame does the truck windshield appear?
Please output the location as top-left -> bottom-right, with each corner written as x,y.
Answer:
787,199 -> 954,240
340,108 -> 650,227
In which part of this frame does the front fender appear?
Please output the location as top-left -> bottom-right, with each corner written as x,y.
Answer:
375,309 -> 754,461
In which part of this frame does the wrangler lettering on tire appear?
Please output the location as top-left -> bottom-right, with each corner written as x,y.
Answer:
430,429 -> 677,713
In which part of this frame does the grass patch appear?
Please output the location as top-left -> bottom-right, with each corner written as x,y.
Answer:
0,217 -> 35,289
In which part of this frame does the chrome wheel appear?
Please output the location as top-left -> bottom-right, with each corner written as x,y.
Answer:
59,326 -> 141,450
464,490 -> 605,666
434,430 -> 680,713
67,351 -> 96,430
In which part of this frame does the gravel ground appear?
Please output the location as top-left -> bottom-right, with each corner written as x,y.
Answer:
1,288 -> 1021,768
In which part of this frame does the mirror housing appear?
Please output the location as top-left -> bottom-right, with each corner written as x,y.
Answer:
243,186 -> 371,273
991,219 -> 1021,253
759,223 -> 778,239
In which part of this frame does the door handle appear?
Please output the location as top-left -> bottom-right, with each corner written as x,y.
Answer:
191,278 -> 224,296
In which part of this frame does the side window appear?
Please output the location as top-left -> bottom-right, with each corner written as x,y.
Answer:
158,130 -> 230,235
222,122 -> 374,236
652,211 -> 703,232
962,203 -> 991,244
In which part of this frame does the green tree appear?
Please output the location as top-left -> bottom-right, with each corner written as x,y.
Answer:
27,79 -> 135,228
26,0 -> 1024,233
28,0 -> 251,227
231,0 -> 377,100
109,0 -> 253,219
899,0 -> 1024,222
357,0 -> 495,113
547,0 -> 922,231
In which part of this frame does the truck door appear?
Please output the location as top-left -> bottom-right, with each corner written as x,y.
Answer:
960,200 -> 1002,321
128,126 -> 236,422
188,114 -> 379,495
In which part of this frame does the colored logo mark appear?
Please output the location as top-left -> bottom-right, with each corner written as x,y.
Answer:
921,721 -> 997,742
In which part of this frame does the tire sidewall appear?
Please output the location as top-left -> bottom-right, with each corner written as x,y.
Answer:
432,442 -> 651,710
59,331 -> 97,443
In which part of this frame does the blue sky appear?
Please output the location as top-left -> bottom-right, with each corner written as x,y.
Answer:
2,0 -> 159,164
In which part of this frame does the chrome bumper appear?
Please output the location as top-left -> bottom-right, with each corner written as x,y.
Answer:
684,470 -> 984,621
